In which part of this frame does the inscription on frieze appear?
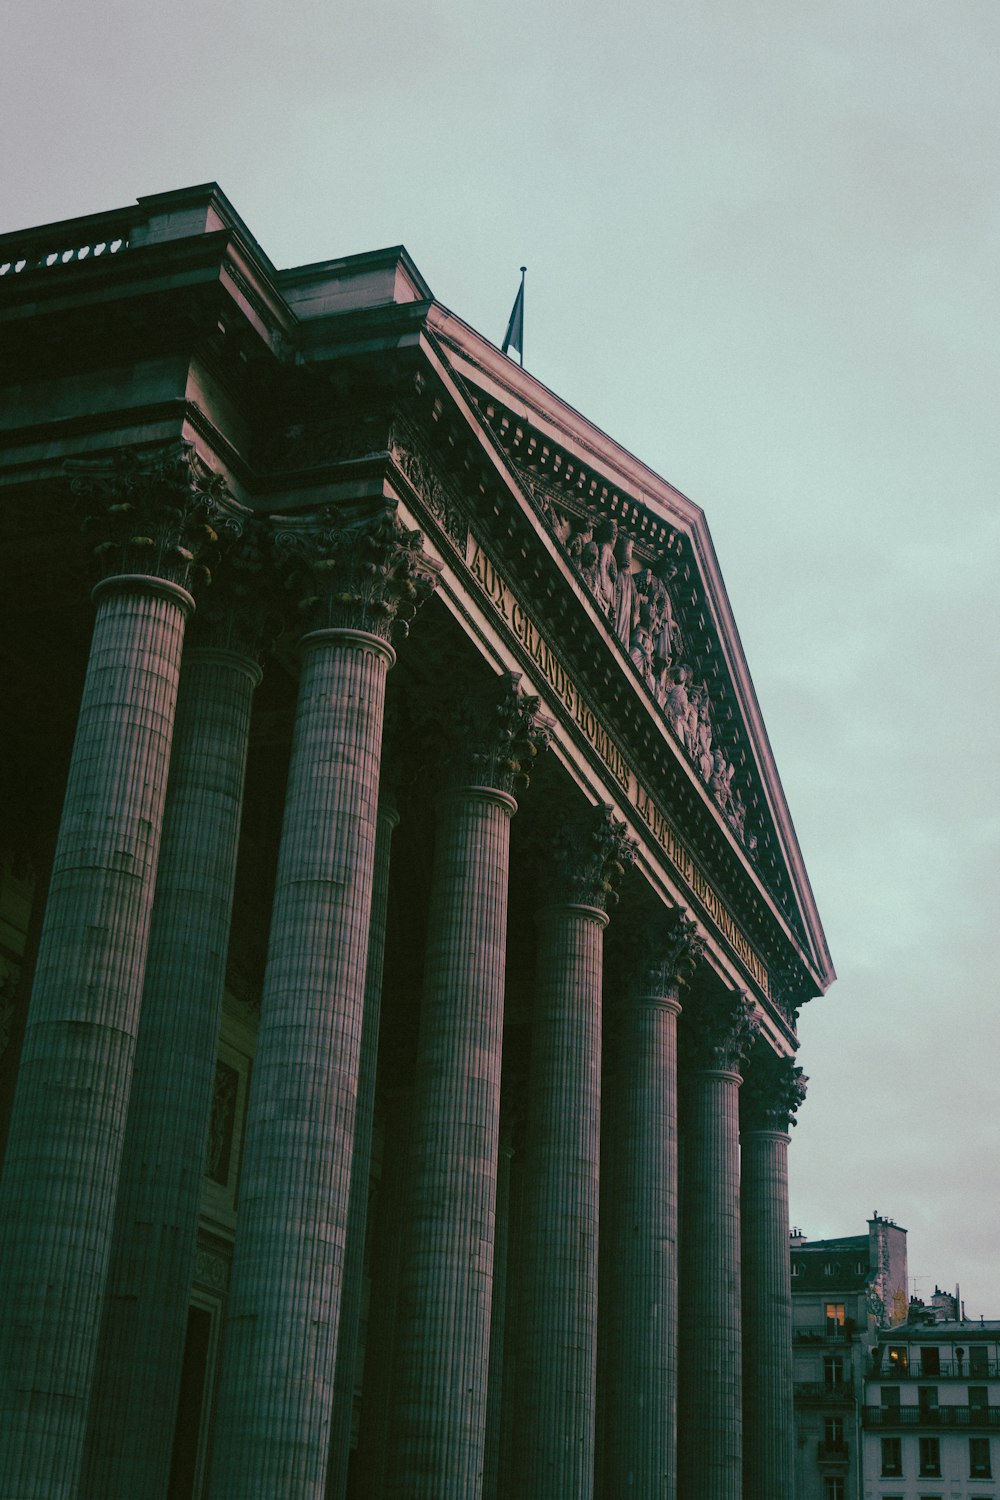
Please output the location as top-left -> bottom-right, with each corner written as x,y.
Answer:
469,541 -> 769,996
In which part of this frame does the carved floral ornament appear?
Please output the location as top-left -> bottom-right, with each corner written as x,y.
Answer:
68,441 -> 240,594
543,802 -> 638,912
683,987 -> 760,1075
522,480 -> 751,847
740,1050 -> 808,1132
436,671 -> 552,797
628,909 -> 707,998
272,503 -> 439,641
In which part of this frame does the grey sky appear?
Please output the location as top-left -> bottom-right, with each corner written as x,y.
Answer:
5,0 -> 999,1310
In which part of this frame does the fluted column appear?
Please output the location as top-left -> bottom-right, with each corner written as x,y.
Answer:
482,1129 -> 515,1500
208,508 -> 436,1500
678,989 -> 759,1500
512,805 -> 634,1500
0,444 -> 227,1499
603,910 -> 704,1500
326,793 -> 400,1500
386,676 -> 547,1500
80,534 -> 269,1500
741,1050 -> 806,1500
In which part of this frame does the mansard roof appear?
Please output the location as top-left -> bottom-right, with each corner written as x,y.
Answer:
0,181 -> 834,1017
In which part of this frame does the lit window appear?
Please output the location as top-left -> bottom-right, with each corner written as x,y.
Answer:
887,1345 -> 909,1374
971,1437 -> 993,1478
825,1302 -> 845,1336
881,1436 -> 903,1476
919,1436 -> 941,1477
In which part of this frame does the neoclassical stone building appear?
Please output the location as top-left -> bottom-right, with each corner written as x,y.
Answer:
0,185 -> 834,1500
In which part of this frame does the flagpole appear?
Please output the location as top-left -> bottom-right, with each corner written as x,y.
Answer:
518,266 -> 526,368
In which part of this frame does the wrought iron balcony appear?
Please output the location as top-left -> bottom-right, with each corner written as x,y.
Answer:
863,1405 -> 1000,1429
871,1356 -> 1000,1379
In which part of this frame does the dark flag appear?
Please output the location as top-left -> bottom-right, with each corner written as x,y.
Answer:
501,266 -> 526,366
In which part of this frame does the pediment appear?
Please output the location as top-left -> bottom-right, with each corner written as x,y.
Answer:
413,313 -> 834,1011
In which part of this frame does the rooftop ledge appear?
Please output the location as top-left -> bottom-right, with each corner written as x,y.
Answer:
0,181 -> 433,318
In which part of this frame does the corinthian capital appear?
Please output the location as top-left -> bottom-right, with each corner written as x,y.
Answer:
273,502 -> 439,642
189,516 -> 280,660
740,1049 -> 808,1131
684,988 -> 759,1075
542,803 -> 637,912
69,441 -> 236,593
439,671 -> 551,797
628,908 -> 706,999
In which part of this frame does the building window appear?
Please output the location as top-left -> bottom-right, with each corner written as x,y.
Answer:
887,1345 -> 909,1374
823,1355 -> 843,1390
919,1436 -> 941,1476
971,1345 -> 990,1376
881,1385 -> 901,1410
823,1478 -> 845,1500
970,1384 -> 989,1416
917,1385 -> 939,1418
881,1436 -> 903,1476
791,1261 -> 800,1276
825,1302 -> 845,1336
920,1345 -> 940,1376
971,1437 -> 993,1478
824,1416 -> 844,1445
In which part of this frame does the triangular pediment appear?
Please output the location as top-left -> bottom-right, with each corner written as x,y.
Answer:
416,306 -> 833,1009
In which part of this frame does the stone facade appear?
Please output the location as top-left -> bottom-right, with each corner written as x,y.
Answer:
0,185 -> 834,1499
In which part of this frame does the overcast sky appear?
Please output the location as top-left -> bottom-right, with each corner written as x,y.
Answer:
5,0 -> 999,1314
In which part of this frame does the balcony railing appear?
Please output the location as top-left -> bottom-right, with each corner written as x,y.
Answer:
872,1357 -> 1000,1379
863,1405 -> 1000,1429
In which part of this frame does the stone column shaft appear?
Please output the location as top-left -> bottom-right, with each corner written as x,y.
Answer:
326,798 -> 399,1500
482,1134 -> 514,1500
208,626 -> 394,1500
80,643 -> 261,1500
386,784 -> 516,1500
512,902 -> 607,1500
0,575 -> 193,1497
741,1127 -> 795,1500
603,992 -> 681,1499
740,1052 -> 804,1500
678,1066 -> 745,1500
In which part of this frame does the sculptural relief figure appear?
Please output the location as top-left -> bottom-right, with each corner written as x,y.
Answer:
695,693 -> 714,780
683,683 -> 704,758
594,518 -> 618,618
629,569 -> 656,683
537,491 -> 572,544
613,534 -> 638,649
652,559 -> 679,671
663,665 -> 693,744
571,521 -> 600,597
568,518 -> 594,567
727,788 -> 747,840
710,750 -> 734,811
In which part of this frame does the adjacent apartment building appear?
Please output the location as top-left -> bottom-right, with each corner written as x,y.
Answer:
864,1306 -> 999,1500
793,1215 -> 909,1500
